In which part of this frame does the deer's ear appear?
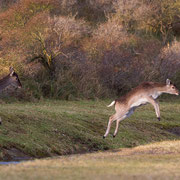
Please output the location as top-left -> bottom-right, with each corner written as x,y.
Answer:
166,79 -> 171,86
9,67 -> 14,76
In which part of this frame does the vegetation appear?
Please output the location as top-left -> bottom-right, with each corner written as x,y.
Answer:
0,99 -> 180,160
0,0 -> 180,99
0,1 -> 180,178
1,140 -> 180,179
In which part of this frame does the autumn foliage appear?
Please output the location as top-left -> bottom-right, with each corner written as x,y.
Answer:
0,0 -> 180,99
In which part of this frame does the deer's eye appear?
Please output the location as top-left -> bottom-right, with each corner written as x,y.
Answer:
172,86 -> 175,89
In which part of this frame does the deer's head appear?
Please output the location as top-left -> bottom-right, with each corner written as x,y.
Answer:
166,79 -> 179,95
9,67 -> 22,89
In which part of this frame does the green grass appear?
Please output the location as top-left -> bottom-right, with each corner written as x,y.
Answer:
0,99 -> 180,160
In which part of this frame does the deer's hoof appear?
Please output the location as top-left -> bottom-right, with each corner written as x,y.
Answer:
157,117 -> 161,121
103,136 -> 106,139
113,135 -> 116,138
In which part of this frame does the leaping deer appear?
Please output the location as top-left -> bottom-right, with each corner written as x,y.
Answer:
0,67 -> 22,125
103,79 -> 179,138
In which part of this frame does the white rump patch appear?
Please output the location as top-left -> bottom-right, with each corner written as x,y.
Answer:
107,101 -> 115,107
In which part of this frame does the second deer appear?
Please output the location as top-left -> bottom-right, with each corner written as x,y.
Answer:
0,67 -> 22,125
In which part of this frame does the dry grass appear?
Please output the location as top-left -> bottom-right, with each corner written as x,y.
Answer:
1,140 -> 180,180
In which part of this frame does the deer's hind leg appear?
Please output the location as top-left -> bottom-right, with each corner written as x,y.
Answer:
103,108 -> 127,138
113,107 -> 135,138
103,114 -> 118,138
113,115 -> 127,138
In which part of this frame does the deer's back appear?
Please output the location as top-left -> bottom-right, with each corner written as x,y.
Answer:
116,82 -> 164,105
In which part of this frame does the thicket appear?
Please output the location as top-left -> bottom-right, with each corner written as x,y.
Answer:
0,0 -> 180,100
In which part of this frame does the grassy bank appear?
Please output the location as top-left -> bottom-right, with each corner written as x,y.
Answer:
0,99 -> 180,160
1,140 -> 180,179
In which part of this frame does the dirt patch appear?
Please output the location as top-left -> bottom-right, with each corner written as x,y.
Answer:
1,148 -> 32,161
168,127 -> 180,136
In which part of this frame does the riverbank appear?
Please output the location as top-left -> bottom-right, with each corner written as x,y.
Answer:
1,140 -> 180,180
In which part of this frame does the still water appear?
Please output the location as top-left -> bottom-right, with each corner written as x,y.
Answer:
0,161 -> 22,165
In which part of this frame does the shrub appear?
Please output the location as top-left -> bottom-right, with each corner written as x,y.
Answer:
83,14 -> 162,95
114,0 -> 180,43
159,40 -> 180,80
27,14 -> 91,75
0,0 -> 179,100
0,0 -> 56,77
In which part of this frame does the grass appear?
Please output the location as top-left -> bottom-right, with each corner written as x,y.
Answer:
0,98 -> 180,161
1,140 -> 180,179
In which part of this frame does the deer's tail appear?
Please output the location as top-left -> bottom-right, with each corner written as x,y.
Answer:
107,100 -> 116,107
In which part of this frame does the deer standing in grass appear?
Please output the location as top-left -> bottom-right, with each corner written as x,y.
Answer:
0,67 -> 22,125
103,79 -> 179,138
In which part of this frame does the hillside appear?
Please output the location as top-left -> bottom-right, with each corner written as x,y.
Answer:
0,99 -> 180,161
0,0 -> 180,99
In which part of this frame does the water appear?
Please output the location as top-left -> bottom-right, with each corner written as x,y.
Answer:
0,161 -> 22,165
0,158 -> 31,165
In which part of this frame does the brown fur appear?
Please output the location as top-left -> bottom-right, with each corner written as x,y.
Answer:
103,80 -> 179,139
116,82 -> 166,104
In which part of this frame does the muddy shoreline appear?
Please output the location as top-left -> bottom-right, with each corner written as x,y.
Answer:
0,148 -> 33,162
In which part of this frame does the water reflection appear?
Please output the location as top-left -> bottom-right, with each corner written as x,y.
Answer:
0,161 -> 22,165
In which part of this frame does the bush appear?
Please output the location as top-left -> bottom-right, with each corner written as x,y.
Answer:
0,0 -> 180,100
159,40 -> 180,80
114,0 -> 180,43
83,15 -> 162,95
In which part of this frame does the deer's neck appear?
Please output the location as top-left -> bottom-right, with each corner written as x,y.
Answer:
156,85 -> 167,94
0,75 -> 12,92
